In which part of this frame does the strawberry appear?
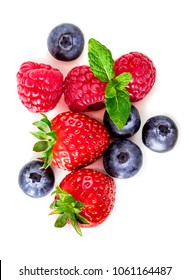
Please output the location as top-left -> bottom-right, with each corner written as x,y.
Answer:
114,52 -> 156,102
49,168 -> 116,236
31,112 -> 110,170
17,61 -> 64,112
63,65 -> 107,112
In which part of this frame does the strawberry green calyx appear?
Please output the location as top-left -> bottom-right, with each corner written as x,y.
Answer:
49,186 -> 90,236
88,38 -> 132,129
31,113 -> 56,169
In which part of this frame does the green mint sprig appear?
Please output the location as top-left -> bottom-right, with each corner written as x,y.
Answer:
88,38 -> 132,130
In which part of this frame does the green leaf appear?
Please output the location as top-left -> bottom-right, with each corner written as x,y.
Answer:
105,86 -> 131,130
75,213 -> 90,225
41,148 -> 53,169
49,206 -> 70,215
88,38 -> 115,82
113,72 -> 132,89
74,201 -> 86,210
54,213 -> 69,228
104,71 -> 132,130
49,186 -> 87,236
31,131 -> 48,140
69,213 -> 83,236
88,38 -> 133,130
49,200 -> 57,210
31,114 -> 57,169
32,120 -> 51,133
46,131 -> 57,142
33,141 -> 50,152
51,186 -> 64,196
40,113 -> 52,129
58,193 -> 75,204
105,80 -> 117,98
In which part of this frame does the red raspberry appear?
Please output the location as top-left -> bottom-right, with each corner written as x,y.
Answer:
63,65 -> 107,112
114,52 -> 156,102
17,61 -> 64,112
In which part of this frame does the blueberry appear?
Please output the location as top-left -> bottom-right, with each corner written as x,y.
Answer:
142,115 -> 178,152
103,105 -> 141,138
103,139 -> 143,179
18,160 -> 55,198
47,23 -> 84,61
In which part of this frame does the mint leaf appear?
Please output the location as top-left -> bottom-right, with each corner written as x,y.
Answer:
105,85 -> 131,130
105,80 -> 117,98
88,38 -> 132,130
113,72 -> 132,89
88,38 -> 115,82
105,72 -> 132,129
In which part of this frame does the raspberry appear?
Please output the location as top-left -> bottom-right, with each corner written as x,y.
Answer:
63,65 -> 107,112
114,52 -> 156,102
17,61 -> 64,112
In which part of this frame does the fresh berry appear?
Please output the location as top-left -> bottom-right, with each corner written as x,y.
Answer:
49,168 -> 116,235
63,65 -> 107,112
103,139 -> 143,179
18,160 -> 55,198
17,61 -> 64,112
31,112 -> 110,170
103,105 -> 141,138
114,52 -> 156,102
142,115 -> 178,152
47,23 -> 84,61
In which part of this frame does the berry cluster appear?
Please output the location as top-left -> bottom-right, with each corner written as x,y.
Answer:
17,23 -> 178,236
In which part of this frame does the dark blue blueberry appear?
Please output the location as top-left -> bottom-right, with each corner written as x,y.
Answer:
103,139 -> 143,179
18,160 -> 55,198
142,115 -> 178,152
47,23 -> 84,61
103,105 -> 141,139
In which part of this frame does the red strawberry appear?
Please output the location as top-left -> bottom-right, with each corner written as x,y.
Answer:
114,52 -> 156,102
50,168 -> 116,235
32,112 -> 110,170
63,65 -> 107,112
17,61 -> 64,112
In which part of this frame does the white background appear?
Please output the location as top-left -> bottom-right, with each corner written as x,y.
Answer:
0,0 -> 188,279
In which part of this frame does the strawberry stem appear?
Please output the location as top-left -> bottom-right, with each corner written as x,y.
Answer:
49,186 -> 90,236
31,114 -> 56,169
